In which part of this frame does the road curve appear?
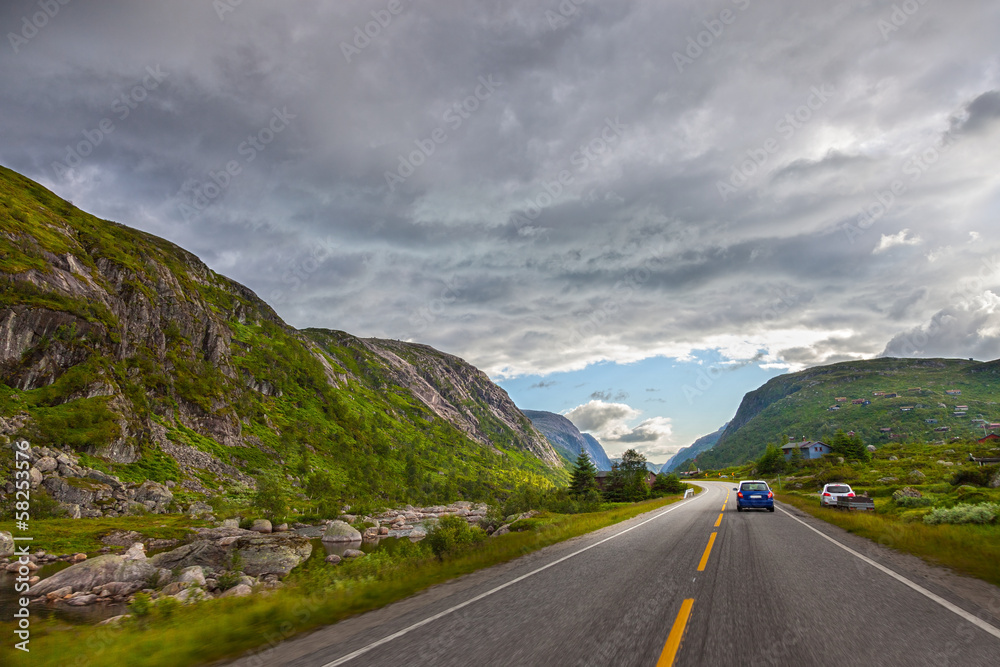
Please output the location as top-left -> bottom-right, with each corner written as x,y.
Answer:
226,482 -> 1000,666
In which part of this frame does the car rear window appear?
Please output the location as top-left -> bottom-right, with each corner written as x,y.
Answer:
741,483 -> 768,491
827,485 -> 851,493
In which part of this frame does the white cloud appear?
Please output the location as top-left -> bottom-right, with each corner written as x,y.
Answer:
564,401 -> 674,459
873,229 -> 923,255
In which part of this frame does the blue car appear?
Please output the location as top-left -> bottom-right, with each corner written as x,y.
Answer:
734,480 -> 774,512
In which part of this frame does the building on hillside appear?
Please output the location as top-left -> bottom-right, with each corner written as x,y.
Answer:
835,397 -> 848,402
977,433 -> 1000,444
946,389 -> 962,395
879,427 -> 892,433
780,440 -> 832,461
956,405 -> 968,411
594,470 -> 657,491
884,393 -> 899,398
925,419 -> 938,424
852,399 -> 866,404
873,391 -> 885,396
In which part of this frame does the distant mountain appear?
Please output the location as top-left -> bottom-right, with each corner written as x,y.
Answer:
694,357 -> 1000,469
645,462 -> 662,474
523,410 -> 613,471
662,424 -> 728,472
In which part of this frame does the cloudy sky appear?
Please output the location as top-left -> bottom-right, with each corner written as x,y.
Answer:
2,1 -> 999,461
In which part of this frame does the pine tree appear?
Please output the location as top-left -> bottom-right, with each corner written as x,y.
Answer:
569,448 -> 599,496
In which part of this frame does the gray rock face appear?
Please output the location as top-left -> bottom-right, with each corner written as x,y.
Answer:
134,480 -> 173,513
34,456 -> 58,473
102,530 -> 144,547
232,534 -> 312,576
42,477 -> 111,507
0,531 -> 13,558
177,566 -> 206,587
188,501 -> 213,516
150,541 -> 230,572
322,520 -> 362,543
220,518 -> 240,529
28,555 -> 123,596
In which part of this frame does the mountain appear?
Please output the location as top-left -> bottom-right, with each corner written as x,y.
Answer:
522,410 -> 613,471
645,462 -> 662,474
694,357 -> 1000,469
0,165 -> 565,509
662,423 -> 728,472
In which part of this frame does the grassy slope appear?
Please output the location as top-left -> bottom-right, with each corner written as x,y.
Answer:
1,494 -> 692,667
698,357 -> 1000,468
0,164 -> 563,510
692,439 -> 1000,586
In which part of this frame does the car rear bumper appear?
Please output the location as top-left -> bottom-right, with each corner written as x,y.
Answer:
737,499 -> 774,509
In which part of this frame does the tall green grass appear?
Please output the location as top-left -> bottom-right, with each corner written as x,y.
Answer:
2,495 -> 688,667
778,493 -> 1000,587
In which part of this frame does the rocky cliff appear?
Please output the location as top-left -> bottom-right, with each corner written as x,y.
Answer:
0,165 -> 564,512
522,410 -> 613,471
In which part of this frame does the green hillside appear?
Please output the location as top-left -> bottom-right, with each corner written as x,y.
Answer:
696,357 -> 1000,468
0,165 -> 564,513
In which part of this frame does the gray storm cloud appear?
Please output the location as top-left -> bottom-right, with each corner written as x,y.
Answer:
1,0 -> 999,381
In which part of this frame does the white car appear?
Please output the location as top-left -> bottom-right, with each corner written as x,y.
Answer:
820,483 -> 855,507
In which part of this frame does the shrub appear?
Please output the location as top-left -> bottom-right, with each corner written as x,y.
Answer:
216,571 -> 240,592
652,473 -> 686,495
894,495 -> 931,508
426,515 -> 485,559
253,477 -> 287,522
129,592 -> 152,617
923,502 -> 999,525
951,465 -> 998,488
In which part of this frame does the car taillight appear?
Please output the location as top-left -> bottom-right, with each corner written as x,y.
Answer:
847,493 -> 855,497
768,491 -> 773,499
737,492 -> 743,498
822,493 -> 831,496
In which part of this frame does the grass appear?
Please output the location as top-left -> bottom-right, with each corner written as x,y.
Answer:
1,494 -> 691,667
0,515 -> 204,555
777,492 -> 1000,587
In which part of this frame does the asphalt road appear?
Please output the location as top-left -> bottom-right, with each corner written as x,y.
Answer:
227,482 -> 1000,666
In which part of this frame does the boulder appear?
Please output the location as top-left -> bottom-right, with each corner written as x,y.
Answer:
232,534 -> 312,577
409,528 -> 427,539
66,594 -> 99,606
991,470 -> 1000,489
895,487 -> 923,498
251,519 -> 272,534
0,531 -> 12,558
909,470 -> 926,480
28,555 -> 123,597
324,554 -> 342,564
150,541 -> 229,572
889,456 -> 899,461
273,523 -> 289,533
188,501 -> 214,516
28,467 -> 43,487
877,477 -> 898,484
123,543 -> 146,561
220,518 -> 240,529
60,503 -> 82,519
321,520 -> 362,543
134,480 -> 173,513
866,445 -> 877,453
173,587 -> 208,604
220,583 -> 252,598
122,501 -> 150,516
161,582 -> 189,596
177,566 -> 206,587
45,586 -> 73,601
34,456 -> 58,473
342,549 -> 365,558
95,581 -> 144,597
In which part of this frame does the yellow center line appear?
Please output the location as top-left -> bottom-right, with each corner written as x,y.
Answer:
656,598 -> 695,667
696,532 -> 717,572
714,513 -> 723,527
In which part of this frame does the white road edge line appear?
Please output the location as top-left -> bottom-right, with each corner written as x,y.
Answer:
320,491 -> 711,666
778,507 -> 1000,641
